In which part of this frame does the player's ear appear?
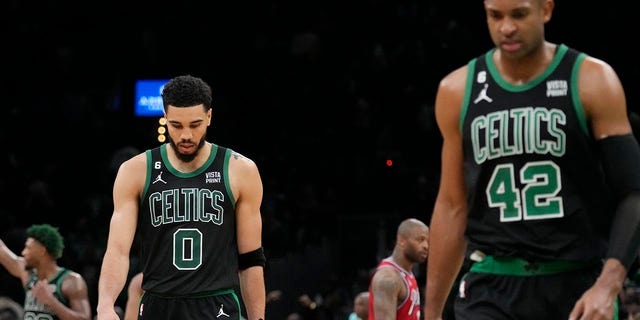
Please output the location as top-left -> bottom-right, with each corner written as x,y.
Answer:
542,0 -> 554,23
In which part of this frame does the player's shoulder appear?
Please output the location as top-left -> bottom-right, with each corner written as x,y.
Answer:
118,150 -> 148,173
576,51 -> 624,99
579,54 -> 618,78
61,269 -> 89,289
64,269 -> 86,279
438,63 -> 471,96
225,147 -> 262,193
371,264 -> 403,287
227,148 -> 258,170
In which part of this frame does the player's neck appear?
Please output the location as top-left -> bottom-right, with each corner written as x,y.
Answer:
390,251 -> 412,272
36,263 -> 61,281
494,41 -> 556,85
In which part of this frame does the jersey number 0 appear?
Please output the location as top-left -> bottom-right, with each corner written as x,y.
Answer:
173,228 -> 203,270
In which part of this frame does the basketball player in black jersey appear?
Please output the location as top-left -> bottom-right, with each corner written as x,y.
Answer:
423,0 -> 640,319
0,224 -> 92,320
97,75 -> 266,320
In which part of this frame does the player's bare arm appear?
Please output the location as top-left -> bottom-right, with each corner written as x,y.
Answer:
124,273 -> 143,320
371,267 -> 403,319
0,239 -> 28,285
46,272 -> 92,320
230,151 -> 266,320
579,56 -> 631,139
569,54 -> 637,320
424,66 -> 469,319
230,151 -> 263,253
97,152 -> 146,319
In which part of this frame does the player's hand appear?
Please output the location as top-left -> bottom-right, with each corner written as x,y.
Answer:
568,282 -> 616,320
31,279 -> 57,306
96,310 -> 121,320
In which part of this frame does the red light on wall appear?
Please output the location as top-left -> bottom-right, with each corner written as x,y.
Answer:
386,159 -> 393,167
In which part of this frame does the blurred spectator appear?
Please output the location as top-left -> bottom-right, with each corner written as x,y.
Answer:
347,291 -> 369,320
0,296 -> 23,320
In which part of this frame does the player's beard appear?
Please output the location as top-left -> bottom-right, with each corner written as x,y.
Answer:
168,134 -> 207,163
407,248 -> 428,265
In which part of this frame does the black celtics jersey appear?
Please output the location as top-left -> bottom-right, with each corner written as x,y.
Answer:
460,44 -> 614,261
23,268 -> 71,320
138,143 -> 238,295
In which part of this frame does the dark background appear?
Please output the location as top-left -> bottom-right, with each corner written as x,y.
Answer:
0,1 -> 637,319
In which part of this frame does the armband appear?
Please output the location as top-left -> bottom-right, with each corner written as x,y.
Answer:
598,134 -> 640,198
606,192 -> 640,270
238,247 -> 266,270
600,134 -> 640,270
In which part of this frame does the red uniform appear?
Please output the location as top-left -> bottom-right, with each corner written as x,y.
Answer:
368,258 -> 421,320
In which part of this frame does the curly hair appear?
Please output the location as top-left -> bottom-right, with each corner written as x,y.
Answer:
26,224 -> 64,259
161,74 -> 212,111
